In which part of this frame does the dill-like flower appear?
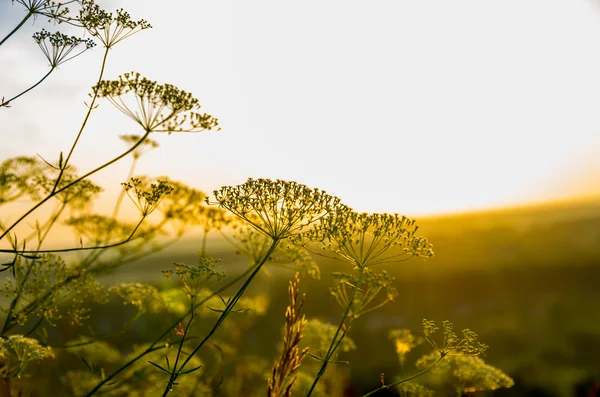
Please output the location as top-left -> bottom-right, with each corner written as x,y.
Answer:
12,1 -> 71,23
0,335 -> 54,378
298,210 -> 433,269
78,0 -> 151,48
162,257 -> 225,299
36,169 -> 102,209
109,283 -> 166,314
416,354 -> 514,393
33,28 -> 95,68
119,134 -> 159,159
121,177 -> 173,216
94,72 -> 219,133
301,318 -> 356,355
0,157 -> 44,204
330,268 -> 398,318
211,178 -> 345,240
422,319 -> 488,356
65,214 -> 134,245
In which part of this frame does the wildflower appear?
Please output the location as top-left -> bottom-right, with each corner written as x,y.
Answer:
0,335 -> 54,378
121,177 -> 173,216
33,28 -> 95,68
78,1 -> 151,48
10,1 -> 71,24
415,354 -> 514,393
94,72 -> 219,133
298,210 -> 433,269
211,178 -> 345,241
109,283 -> 166,314
174,322 -> 185,336
422,319 -> 488,356
162,257 -> 225,299
0,157 -> 44,204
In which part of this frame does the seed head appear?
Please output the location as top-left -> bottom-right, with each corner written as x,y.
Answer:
211,178 -> 345,240
33,28 -> 95,68
78,1 -> 151,47
94,72 -> 219,133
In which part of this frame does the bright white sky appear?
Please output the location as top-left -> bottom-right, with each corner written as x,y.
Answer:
1,0 -> 600,216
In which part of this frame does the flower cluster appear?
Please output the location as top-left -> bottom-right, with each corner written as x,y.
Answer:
0,157 -> 44,204
121,177 -> 173,216
162,257 -> 226,299
422,319 -> 488,356
94,72 -> 219,133
13,1 -> 71,24
330,268 -> 398,318
299,210 -> 433,269
109,282 -> 166,315
0,335 -> 54,379
33,28 -> 95,67
212,178 -> 344,240
78,0 -> 151,47
389,328 -> 422,366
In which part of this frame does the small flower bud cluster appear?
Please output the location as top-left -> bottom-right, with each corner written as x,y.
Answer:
162,257 -> 225,299
33,28 -> 95,67
212,178 -> 344,240
94,72 -> 219,133
422,319 -> 488,356
13,1 -> 70,24
78,1 -> 151,47
0,335 -> 54,378
121,177 -> 173,216
0,157 -> 44,204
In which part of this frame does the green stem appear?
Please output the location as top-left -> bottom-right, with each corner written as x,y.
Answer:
52,47 -> 110,193
84,264 -> 260,397
305,291 -> 356,397
161,239 -> 280,396
112,156 -> 138,219
0,131 -> 150,243
1,68 -> 54,107
0,12 -> 32,47
360,354 -> 444,397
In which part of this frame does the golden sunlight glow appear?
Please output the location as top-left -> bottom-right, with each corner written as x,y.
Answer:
2,0 -> 600,217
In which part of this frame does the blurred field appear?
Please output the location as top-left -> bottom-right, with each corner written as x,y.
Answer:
92,197 -> 599,396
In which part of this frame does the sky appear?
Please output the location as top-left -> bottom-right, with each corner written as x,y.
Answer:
1,0 -> 600,216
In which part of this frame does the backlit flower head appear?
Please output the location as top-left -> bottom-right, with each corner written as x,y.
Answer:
12,1 -> 71,24
121,177 -> 173,216
298,210 -> 433,268
33,28 -> 95,67
94,72 -> 219,133
422,319 -> 488,356
78,0 -> 151,47
211,178 -> 345,240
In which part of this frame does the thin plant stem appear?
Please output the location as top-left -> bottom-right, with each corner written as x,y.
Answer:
360,354 -> 445,397
112,156 -> 138,219
52,47 -> 110,193
0,12 -> 32,47
1,68 -> 54,107
161,238 -> 280,396
0,130 -> 150,242
305,288 -> 357,397
84,264 -> 260,397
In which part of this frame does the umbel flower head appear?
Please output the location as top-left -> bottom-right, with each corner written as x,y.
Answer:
211,178 -> 345,240
33,28 -> 95,68
78,0 -> 151,48
121,177 -> 173,216
298,210 -> 433,268
12,1 -> 71,24
94,72 -> 219,133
